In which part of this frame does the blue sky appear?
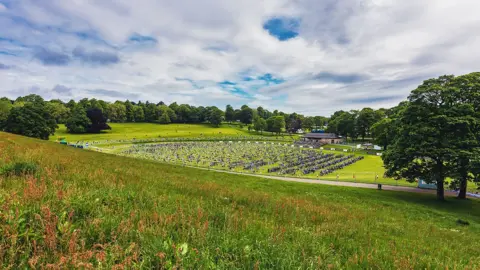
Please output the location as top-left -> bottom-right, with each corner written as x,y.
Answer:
0,0 -> 480,115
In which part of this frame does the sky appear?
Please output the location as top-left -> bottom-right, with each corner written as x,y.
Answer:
1,0 -> 480,116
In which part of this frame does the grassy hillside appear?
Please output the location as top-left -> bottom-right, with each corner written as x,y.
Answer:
1,132 -> 479,269
50,123 -> 254,142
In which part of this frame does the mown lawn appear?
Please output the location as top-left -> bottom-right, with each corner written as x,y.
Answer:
51,123 -> 297,143
1,132 -> 479,269
319,155 -> 416,186
51,123 -> 253,142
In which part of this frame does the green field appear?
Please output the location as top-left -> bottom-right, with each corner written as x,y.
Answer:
320,155 -> 406,184
1,132 -> 479,268
51,123 -> 250,142
51,123 -> 298,143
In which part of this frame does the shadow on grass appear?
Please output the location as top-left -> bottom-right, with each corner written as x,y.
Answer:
372,189 -> 480,220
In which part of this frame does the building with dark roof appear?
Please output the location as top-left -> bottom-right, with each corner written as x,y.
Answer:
302,132 -> 344,144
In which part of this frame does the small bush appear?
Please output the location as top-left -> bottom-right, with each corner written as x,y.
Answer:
0,161 -> 38,177
456,219 -> 470,226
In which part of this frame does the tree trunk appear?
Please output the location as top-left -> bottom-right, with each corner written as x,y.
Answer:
458,177 -> 467,199
457,168 -> 468,200
436,178 -> 445,201
457,159 -> 469,199
435,161 -> 445,201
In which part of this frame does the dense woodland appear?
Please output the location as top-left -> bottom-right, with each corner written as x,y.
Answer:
0,72 -> 479,200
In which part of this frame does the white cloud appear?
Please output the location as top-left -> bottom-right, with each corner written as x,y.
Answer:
1,0 -> 480,115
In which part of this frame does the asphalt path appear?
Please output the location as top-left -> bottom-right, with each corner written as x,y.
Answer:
194,166 -> 475,198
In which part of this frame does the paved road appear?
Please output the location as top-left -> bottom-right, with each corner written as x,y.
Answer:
193,166 -> 469,197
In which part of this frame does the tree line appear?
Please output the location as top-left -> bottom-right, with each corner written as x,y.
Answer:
0,95 -> 333,137
0,94 -> 392,140
0,96 -> 230,138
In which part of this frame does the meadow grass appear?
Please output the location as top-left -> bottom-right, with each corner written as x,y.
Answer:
1,132 -> 479,269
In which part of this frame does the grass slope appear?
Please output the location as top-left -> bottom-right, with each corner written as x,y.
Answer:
1,132 -> 479,269
51,123 -> 254,142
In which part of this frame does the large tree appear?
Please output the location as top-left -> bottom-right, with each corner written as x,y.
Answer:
371,118 -> 394,150
207,107 -> 224,127
447,73 -> 480,198
65,106 -> 92,133
267,116 -> 285,135
253,116 -> 267,134
256,106 -> 266,119
66,106 -> 110,134
356,108 -> 376,141
225,105 -> 235,123
133,105 -> 145,122
238,105 -> 254,124
313,116 -> 328,128
66,99 -> 76,111
0,99 -> 13,129
384,74 -> 480,200
107,102 -> 127,122
303,117 -> 314,131
46,102 -> 70,124
448,115 -> 479,199
176,104 -> 192,123
285,113 -> 303,133
125,101 -> 135,122
4,102 -> 57,140
383,75 -> 458,201
370,104 -> 406,150
157,111 -> 171,124
328,111 -> 356,141
86,108 -> 111,133
156,105 -> 175,124
20,94 -> 44,104
144,102 -> 158,122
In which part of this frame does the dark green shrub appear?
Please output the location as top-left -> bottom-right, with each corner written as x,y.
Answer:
0,161 -> 38,177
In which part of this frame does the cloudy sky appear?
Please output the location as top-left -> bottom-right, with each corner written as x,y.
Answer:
1,0 -> 479,115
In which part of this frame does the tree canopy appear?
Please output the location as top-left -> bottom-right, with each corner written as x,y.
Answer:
3,101 -> 57,140
66,106 -> 110,134
207,107 -> 224,127
253,116 -> 267,133
0,99 -> 13,129
267,116 -> 285,135
383,74 -> 480,200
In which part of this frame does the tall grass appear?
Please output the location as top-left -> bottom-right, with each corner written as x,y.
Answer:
0,132 -> 479,269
